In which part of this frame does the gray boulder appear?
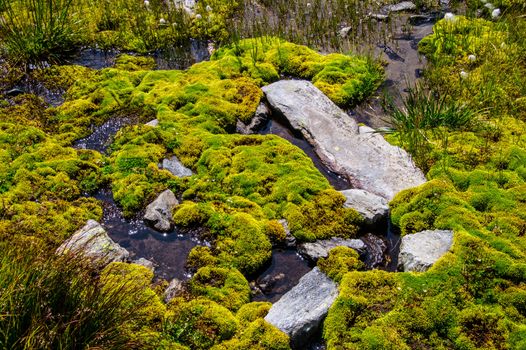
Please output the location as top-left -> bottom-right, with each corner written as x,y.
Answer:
144,189 -> 179,232
161,156 -> 193,178
264,267 -> 338,348
56,220 -> 129,266
164,278 -> 185,303
340,189 -> 389,226
398,230 -> 454,272
298,237 -> 366,262
262,80 -> 426,200
236,102 -> 270,134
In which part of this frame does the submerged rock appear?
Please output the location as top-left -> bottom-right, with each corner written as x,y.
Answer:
161,156 -> 193,177
262,80 -> 426,200
398,230 -> 454,272
56,220 -> 129,266
257,272 -> 286,294
298,237 -> 366,262
133,257 -> 155,272
236,102 -> 270,134
340,189 -> 389,226
144,189 -> 179,232
164,278 -> 185,303
264,267 -> 338,348
360,233 -> 388,269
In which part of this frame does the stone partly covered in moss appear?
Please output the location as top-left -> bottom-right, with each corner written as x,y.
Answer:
298,237 -> 366,262
56,220 -> 129,266
398,229 -> 454,272
143,189 -> 179,232
161,156 -> 193,178
340,189 -> 389,226
318,246 -> 365,283
265,267 -> 338,348
262,80 -> 427,200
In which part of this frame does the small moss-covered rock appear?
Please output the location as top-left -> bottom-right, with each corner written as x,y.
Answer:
189,266 -> 250,312
165,299 -> 239,350
318,246 -> 364,283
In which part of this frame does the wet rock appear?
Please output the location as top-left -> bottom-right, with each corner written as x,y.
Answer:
398,230 -> 454,272
409,14 -> 438,26
278,219 -> 297,248
368,13 -> 390,21
265,267 -> 338,348
360,233 -> 388,269
161,156 -> 193,177
164,278 -> 185,303
257,273 -> 286,294
262,80 -> 426,200
340,189 -> 389,226
56,220 -> 129,266
145,119 -> 159,127
339,26 -> 352,38
381,1 -> 417,14
6,88 -> 24,97
298,237 -> 366,262
144,189 -> 179,232
236,102 -> 270,134
133,257 -> 155,272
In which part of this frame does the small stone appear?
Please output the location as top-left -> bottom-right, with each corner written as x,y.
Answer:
298,237 -> 366,262
340,189 -> 389,226
161,156 -> 193,177
164,278 -> 185,303
278,219 -> 296,248
491,8 -> 501,19
144,189 -> 179,232
468,54 -> 476,62
145,119 -> 159,127
368,13 -> 389,21
398,230 -> 454,272
159,18 -> 166,25
444,12 -> 456,21
460,70 -> 469,79
381,1 -> 416,14
339,26 -> 352,38
133,258 -> 155,272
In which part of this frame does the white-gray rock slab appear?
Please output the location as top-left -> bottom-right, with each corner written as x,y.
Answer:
398,230 -> 454,272
298,237 -> 366,261
162,156 -> 193,177
340,189 -> 389,226
382,1 -> 417,14
145,119 -> 159,127
56,220 -> 129,266
265,267 -> 338,348
144,189 -> 179,232
262,80 -> 426,200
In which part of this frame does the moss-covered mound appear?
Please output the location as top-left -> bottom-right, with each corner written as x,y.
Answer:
324,14 -> 526,349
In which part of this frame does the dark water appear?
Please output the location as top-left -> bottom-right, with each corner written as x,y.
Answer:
74,117 -> 133,153
70,40 -> 210,71
94,188 -> 208,281
260,114 -> 351,191
252,248 -> 312,303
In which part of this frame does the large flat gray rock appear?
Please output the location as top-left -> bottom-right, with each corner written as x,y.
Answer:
144,189 -> 179,232
340,189 -> 389,226
298,237 -> 366,261
398,230 -> 454,272
56,220 -> 129,266
262,80 -> 426,200
264,267 -> 338,348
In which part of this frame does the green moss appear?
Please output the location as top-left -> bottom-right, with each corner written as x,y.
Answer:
235,302 -> 272,325
165,298 -> 239,350
318,246 -> 364,283
189,266 -> 250,312
211,319 -> 290,350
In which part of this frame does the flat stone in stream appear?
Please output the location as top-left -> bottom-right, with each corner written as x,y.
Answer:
381,1 -> 417,14
144,189 -> 179,232
298,237 -> 366,262
56,220 -> 129,266
161,156 -> 193,177
265,267 -> 338,348
340,189 -> 389,226
398,229 -> 454,272
262,80 -> 426,200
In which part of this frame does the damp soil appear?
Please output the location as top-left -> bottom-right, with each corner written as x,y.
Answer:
94,188 -> 209,281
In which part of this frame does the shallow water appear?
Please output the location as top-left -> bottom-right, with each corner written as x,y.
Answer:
74,117 -> 133,153
252,248 -> 313,303
94,188 -> 209,281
